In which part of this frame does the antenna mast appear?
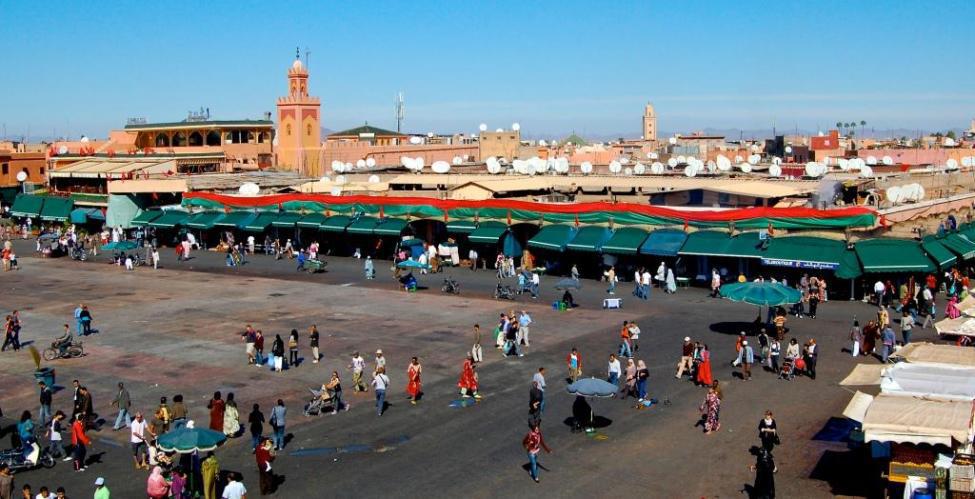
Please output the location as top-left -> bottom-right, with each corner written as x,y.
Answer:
395,92 -> 405,133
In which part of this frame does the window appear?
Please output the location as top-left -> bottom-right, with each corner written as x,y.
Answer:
286,124 -> 292,136
1,163 -> 7,175
306,124 -> 312,136
39,167 -> 45,175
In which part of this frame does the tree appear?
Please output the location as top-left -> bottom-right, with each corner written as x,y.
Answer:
835,121 -> 842,129
860,120 -> 866,127
947,130 -> 957,140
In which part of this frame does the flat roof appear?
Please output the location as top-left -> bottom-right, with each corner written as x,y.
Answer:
124,120 -> 274,131
50,158 -> 177,179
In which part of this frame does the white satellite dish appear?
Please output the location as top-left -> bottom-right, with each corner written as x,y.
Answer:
58,145 -> 68,155
332,162 -> 345,173
947,158 -> 960,170
452,156 -> 462,165
414,157 -> 425,170
432,161 -> 451,174
538,140 -> 547,147
479,123 -> 487,132
344,162 -> 353,171
706,160 -> 717,173
716,155 -> 732,171
668,137 -> 677,145
748,154 -> 760,165
15,171 -> 28,182
238,182 -> 260,196
859,165 -> 874,178
784,146 -> 793,154
80,136 -> 89,143
368,174 -> 380,184
676,155 -> 687,165
739,163 -> 753,173
837,158 -> 850,170
366,157 -> 376,168
401,157 -> 416,170
917,184 -> 926,200
866,156 -> 877,165
734,155 -> 744,163
805,162 -> 823,177
962,156 -> 974,168
495,128 -> 504,133
409,136 -> 422,145
769,164 -> 782,177
633,162 -> 646,174
685,164 -> 698,177
608,160 -> 622,174
356,159 -> 366,169
619,157 -> 629,165
335,175 -> 347,185
886,186 -> 902,204
881,156 -> 892,166
511,123 -> 521,131
558,157 -> 570,173
945,137 -> 957,147
486,157 -> 502,174
580,161 -> 593,174
667,157 -> 678,168
426,132 -> 434,138
650,162 -> 665,174
649,152 -> 659,160
330,187 -> 342,196
624,167 -> 633,176
750,144 -> 759,153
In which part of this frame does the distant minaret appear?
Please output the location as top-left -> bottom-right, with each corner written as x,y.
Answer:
642,102 -> 657,141
395,92 -> 405,133
276,50 -> 322,176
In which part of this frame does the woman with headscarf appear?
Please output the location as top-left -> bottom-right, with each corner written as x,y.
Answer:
458,354 -> 479,398
223,392 -> 240,437
695,344 -> 713,386
750,448 -> 777,498
655,262 -> 666,288
288,328 -> 300,367
620,358 -> 638,399
700,385 -> 721,434
666,267 -> 677,294
207,391 -> 224,432
146,466 -> 170,499
271,334 -> 285,372
406,357 -> 422,405
635,360 -> 650,401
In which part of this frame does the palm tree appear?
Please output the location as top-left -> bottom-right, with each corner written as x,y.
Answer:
860,120 -> 867,137
835,121 -> 842,130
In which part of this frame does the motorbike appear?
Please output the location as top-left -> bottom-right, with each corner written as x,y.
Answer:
69,246 -> 88,261
0,443 -> 57,472
441,276 -> 460,295
493,280 -> 515,300
43,338 -> 84,361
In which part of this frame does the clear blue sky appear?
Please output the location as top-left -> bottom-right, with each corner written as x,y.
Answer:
1,0 -> 973,140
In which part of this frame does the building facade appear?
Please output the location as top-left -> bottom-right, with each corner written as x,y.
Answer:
276,57 -> 322,177
642,102 -> 657,141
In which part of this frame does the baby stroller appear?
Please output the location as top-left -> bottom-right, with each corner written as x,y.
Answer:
441,276 -> 460,295
778,357 -> 798,380
494,280 -> 515,300
303,388 -> 333,416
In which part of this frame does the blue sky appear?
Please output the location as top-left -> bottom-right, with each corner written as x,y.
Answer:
1,0 -> 973,140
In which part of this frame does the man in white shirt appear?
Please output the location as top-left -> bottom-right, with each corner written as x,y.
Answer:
628,322 -> 642,352
641,269 -> 652,299
468,248 -> 478,271
531,367 -> 546,413
873,280 -> 885,305
518,311 -> 533,346
607,354 -> 622,385
130,412 -> 148,470
921,287 -> 935,328
222,472 -> 247,499
531,272 -> 540,299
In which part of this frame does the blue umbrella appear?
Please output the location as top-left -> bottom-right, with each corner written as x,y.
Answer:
396,260 -> 430,270
566,377 -> 618,398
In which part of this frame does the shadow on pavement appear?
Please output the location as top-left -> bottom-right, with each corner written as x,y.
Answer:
809,447 -> 882,498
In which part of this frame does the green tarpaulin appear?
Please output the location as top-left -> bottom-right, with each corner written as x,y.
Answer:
601,228 -> 649,255
70,207 -> 105,225
148,210 -> 189,228
640,229 -> 688,256
184,212 -> 225,229
760,236 -> 846,268
836,250 -> 863,279
374,218 -> 408,236
680,231 -> 763,258
346,216 -> 381,235
130,210 -> 163,226
271,212 -> 302,228
297,213 -> 329,229
468,221 -> 508,244
942,233 -> 975,260
320,215 -> 353,232
39,197 -> 74,222
565,226 -> 613,252
921,237 -> 958,269
855,239 -> 935,273
106,194 -> 145,229
214,211 -> 256,229
445,220 -> 478,233
528,224 -> 578,252
10,194 -> 44,218
242,212 -> 279,232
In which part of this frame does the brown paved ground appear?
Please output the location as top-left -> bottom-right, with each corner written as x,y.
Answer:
0,249 -> 929,497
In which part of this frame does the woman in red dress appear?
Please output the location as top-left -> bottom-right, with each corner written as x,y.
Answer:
406,357 -> 422,405
207,391 -> 225,432
457,354 -> 480,398
696,344 -> 713,387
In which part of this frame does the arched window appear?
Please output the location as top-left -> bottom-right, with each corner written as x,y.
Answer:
155,133 -> 170,147
188,131 -> 204,146
258,132 -> 268,143
205,131 -> 221,146
172,132 -> 186,147
306,124 -> 312,136
286,124 -> 292,136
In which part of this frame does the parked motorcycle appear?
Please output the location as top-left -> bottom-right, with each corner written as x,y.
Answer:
493,280 -> 515,300
69,246 -> 87,261
0,443 -> 56,472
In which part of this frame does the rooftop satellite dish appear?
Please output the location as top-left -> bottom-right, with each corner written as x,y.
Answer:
335,175 -> 348,185
769,164 -> 782,177
238,182 -> 260,196
805,162 -> 823,177
668,137 -> 677,145
859,165 -> 874,178
479,123 -> 487,132
432,160 -> 451,174
882,156 -> 893,166
818,131 -> 825,137
368,174 -> 380,184
706,160 -> 717,173
452,156 -> 462,165
15,171 -> 28,182
80,136 -> 89,143
716,155 -> 732,171
945,137 -> 957,147
409,136 -> 422,145
427,132 -> 434,138
649,152 -> 659,160
739,163 -> 753,173
784,146 -> 793,154
633,162 -> 646,174
58,145 -> 68,155
624,167 -> 633,176
498,157 -> 508,165
608,160 -> 622,174
866,156 -> 877,165
676,155 -> 686,164
667,157 -> 678,168
511,123 -> 521,131
557,157 -> 570,173
685,164 -> 698,177
580,161 -> 593,174
330,187 -> 342,196
356,159 -> 366,169
750,144 -> 759,153
366,157 -> 377,168
650,162 -> 665,174
748,154 -> 760,165
962,156 -> 974,168
947,158 -> 960,170
886,186 -> 902,205
734,155 -> 744,163
837,158 -> 850,170
332,163 -> 345,173
495,128 -> 504,133
619,157 -> 629,165
917,184 -> 926,200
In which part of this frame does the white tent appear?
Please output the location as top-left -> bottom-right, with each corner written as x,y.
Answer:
843,392 -> 975,446
891,342 -> 975,367
840,363 -> 975,400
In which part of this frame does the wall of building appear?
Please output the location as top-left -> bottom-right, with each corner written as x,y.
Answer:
320,142 -> 478,170
856,148 -> 974,166
478,130 -> 520,160
0,151 -> 46,187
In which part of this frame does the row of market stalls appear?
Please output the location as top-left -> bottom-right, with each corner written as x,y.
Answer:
8,193 -> 106,225
840,343 -> 975,496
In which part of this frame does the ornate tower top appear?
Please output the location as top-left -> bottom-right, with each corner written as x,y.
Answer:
644,102 -> 655,117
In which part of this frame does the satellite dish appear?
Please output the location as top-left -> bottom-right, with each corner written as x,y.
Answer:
365,157 -> 376,168
750,144 -> 759,153
684,164 -> 698,177
886,186 -> 902,204
917,184 -> 926,200
962,156 -> 974,168
344,162 -> 353,171
495,128 -> 504,133
427,132 -> 434,138
511,123 -> 521,131
238,182 -> 260,196
706,160 -> 717,173
432,160 -> 451,174
866,156 -> 877,165
649,162 -> 664,174
356,159 -> 366,168
882,156 -> 893,166
739,163 -> 753,173
479,123 -> 487,132
608,160 -> 622,174
668,137 -> 677,145
619,157 -> 629,165
859,165 -> 874,178
945,137 -> 957,147
837,158 -> 849,170
330,187 -> 342,196
623,167 -> 633,176
401,157 -> 416,170
580,161 -> 593,174
332,162 -> 345,173
538,139 -> 547,146
368,174 -> 380,184
58,145 -> 68,155
716,155 -> 732,171
947,158 -> 960,170
633,162 -> 646,174
784,146 -> 793,154
557,157 -> 570,173
452,156 -> 462,165
414,157 -> 425,171
748,154 -> 760,165
805,162 -> 823,178
667,157 -> 678,168
769,164 -> 782,177
734,155 -> 744,163
649,152 -> 659,160
409,136 -> 422,145
486,157 -> 502,174
335,175 -> 347,185
15,171 -> 28,182
80,136 -> 89,143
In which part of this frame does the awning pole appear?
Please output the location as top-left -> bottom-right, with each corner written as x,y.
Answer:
850,278 -> 854,301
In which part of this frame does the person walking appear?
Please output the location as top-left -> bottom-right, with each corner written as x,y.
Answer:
675,337 -> 695,379
372,367 -> 390,416
130,412 -> 149,470
241,325 -> 257,366
70,412 -> 90,471
349,352 -> 367,392
901,310 -> 915,345
710,268 -> 722,298
171,394 -> 187,430
207,392 -> 225,432
700,385 -> 721,434
881,325 -> 896,363
46,411 -> 66,460
287,329 -> 299,367
270,334 -> 285,372
566,347 -> 582,382
406,357 -> 422,405
736,341 -> 755,381
471,324 -> 483,363
79,305 -> 93,335
759,410 -> 779,452
73,304 -> 84,336
518,311 -> 532,347
93,476 -> 110,499
38,382 -> 52,427
222,471 -> 247,499
769,338 -> 781,373
457,355 -> 479,398
309,325 -> 320,364
849,320 -> 862,357
696,344 -> 713,386
628,321 -> 641,353
522,421 -> 552,483
618,321 -> 633,358
636,360 -> 650,401
620,358 -> 638,399
605,266 -> 617,295
326,371 -> 347,414
248,404 -> 264,452
254,330 -> 265,366
529,381 -> 543,426
803,339 -> 818,379
223,393 -> 239,437
255,438 -> 275,495
607,354 -> 621,385
532,367 -> 547,414
200,452 -> 219,499
269,399 -> 287,451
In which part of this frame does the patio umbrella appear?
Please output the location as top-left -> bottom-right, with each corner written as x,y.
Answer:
396,260 -> 431,270
719,282 -> 802,307
566,377 -> 618,398
101,240 -> 139,251
38,233 -> 59,241
554,278 -> 582,290
157,423 -> 226,454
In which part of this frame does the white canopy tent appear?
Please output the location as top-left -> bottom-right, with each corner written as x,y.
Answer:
843,392 -> 975,446
891,343 -> 975,368
840,363 -> 975,400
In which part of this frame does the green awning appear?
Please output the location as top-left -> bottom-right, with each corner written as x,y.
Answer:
271,212 -> 302,228
10,194 -> 44,218
468,221 -> 508,244
130,210 -> 163,227
921,237 -> 958,269
346,216 -> 381,235
214,211 -> 257,229
39,197 -> 74,222
374,218 -> 408,236
601,227 -> 649,255
297,213 -> 329,229
445,220 -> 478,233
680,231 -> 763,258
855,239 -> 935,273
760,236 -> 847,271
527,224 -> 578,252
942,233 -> 975,260
566,226 -> 613,252
836,250 -> 863,279
320,215 -> 353,232
148,210 -> 189,228
242,212 -> 279,232
184,211 -> 225,229
640,229 -> 688,257
70,207 -> 105,225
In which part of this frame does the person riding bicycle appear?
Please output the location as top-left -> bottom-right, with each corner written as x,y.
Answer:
52,325 -> 73,356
